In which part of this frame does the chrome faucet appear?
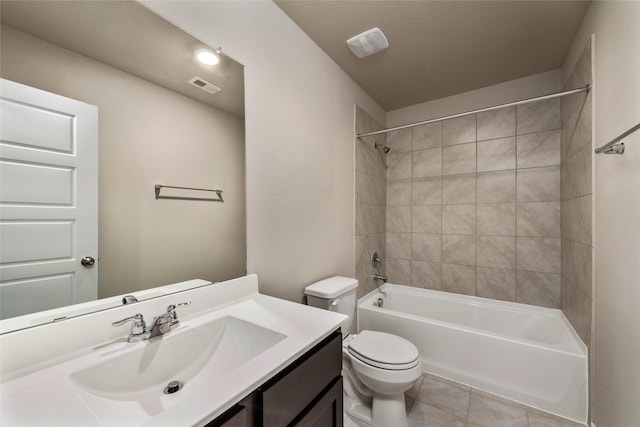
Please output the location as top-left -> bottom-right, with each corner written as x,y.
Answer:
112,302 -> 191,342
370,274 -> 387,285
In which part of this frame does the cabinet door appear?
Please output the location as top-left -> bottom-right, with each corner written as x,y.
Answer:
205,405 -> 246,427
261,331 -> 342,426
292,377 -> 343,427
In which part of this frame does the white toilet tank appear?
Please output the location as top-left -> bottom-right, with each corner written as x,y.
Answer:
305,276 -> 358,335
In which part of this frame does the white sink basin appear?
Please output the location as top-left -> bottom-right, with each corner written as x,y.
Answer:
68,316 -> 285,423
1,277 -> 347,427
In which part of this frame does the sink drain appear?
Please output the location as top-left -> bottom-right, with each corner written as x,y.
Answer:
163,380 -> 183,394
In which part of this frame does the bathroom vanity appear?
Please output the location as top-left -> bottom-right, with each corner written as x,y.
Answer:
0,275 -> 346,426
209,331 -> 342,426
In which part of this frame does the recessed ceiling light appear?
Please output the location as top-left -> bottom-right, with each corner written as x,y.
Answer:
196,49 -> 220,66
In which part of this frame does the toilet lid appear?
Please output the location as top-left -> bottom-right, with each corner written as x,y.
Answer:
348,330 -> 419,370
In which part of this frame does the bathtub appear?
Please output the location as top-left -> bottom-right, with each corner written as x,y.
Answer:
357,284 -> 587,423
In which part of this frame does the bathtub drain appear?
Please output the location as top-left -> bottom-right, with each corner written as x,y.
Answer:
164,380 -> 183,394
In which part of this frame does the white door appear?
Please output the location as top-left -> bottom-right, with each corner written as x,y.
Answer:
0,79 -> 98,319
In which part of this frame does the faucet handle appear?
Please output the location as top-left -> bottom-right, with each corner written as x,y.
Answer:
166,301 -> 192,313
112,313 -> 146,337
166,302 -> 191,326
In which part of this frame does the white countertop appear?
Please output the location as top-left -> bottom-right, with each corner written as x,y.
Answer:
0,275 -> 346,426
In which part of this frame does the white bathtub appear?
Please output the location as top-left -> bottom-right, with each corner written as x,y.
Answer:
357,284 -> 587,423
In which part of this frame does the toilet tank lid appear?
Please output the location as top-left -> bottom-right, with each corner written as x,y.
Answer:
304,276 -> 358,298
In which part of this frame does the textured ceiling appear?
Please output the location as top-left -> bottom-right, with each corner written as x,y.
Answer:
275,0 -> 590,111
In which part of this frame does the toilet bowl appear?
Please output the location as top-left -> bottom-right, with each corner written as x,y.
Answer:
305,277 -> 421,427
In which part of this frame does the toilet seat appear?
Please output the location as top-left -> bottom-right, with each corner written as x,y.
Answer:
348,330 -> 419,371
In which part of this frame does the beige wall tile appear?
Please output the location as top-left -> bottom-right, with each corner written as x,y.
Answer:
477,236 -> 516,269
477,203 -> 516,236
517,237 -> 561,273
442,264 -> 476,295
412,260 -> 442,290
516,270 -> 561,308
443,115 -> 476,146
355,203 -> 385,235
477,170 -> 515,203
355,139 -> 386,179
561,278 -> 591,345
476,267 -> 516,301
517,166 -> 561,202
412,205 -> 442,233
561,195 -> 592,245
386,258 -> 412,285
366,94 -> 566,310
386,205 -> 411,232
443,204 -> 476,235
412,232 -> 442,262
516,98 -> 561,135
561,143 -> 592,200
442,235 -> 476,265
443,174 -> 476,204
562,93 -> 592,162
386,151 -> 412,180
355,171 -> 371,205
387,179 -> 412,205
477,106 -> 516,141
412,147 -> 442,178
413,122 -> 442,150
477,137 -> 516,172
386,128 -> 412,153
412,177 -> 442,205
356,172 -> 385,205
517,130 -> 561,168
561,239 -> 592,298
354,235 -> 369,272
360,233 -> 385,267
517,202 -> 561,237
386,232 -> 411,259
443,142 -> 477,175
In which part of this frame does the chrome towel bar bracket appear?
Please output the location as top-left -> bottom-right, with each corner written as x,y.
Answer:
595,123 -> 639,155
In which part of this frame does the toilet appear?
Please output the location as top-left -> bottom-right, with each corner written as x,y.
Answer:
305,276 -> 421,427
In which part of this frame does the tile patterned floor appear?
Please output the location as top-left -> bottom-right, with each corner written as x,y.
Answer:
345,372 -> 586,427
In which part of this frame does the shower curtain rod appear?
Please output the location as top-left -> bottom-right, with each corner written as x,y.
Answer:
357,85 -> 591,138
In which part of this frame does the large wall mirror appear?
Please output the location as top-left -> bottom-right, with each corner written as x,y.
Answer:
0,1 -> 246,332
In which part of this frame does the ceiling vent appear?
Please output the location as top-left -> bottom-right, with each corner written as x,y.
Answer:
188,76 -> 222,94
346,28 -> 389,59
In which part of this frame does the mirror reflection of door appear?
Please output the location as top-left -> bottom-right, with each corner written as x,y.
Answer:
0,78 -> 98,319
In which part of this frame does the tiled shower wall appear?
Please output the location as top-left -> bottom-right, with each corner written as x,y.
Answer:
354,107 -> 387,299
384,99 -> 564,307
560,38 -> 593,348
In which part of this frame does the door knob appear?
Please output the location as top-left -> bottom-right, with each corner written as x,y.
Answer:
81,256 -> 96,267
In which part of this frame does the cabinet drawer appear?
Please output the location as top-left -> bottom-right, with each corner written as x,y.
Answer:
261,331 -> 342,426
292,376 -> 343,427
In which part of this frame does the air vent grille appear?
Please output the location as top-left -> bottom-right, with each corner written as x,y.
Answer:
188,76 -> 222,94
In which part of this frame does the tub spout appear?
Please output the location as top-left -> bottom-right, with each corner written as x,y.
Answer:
370,274 -> 387,285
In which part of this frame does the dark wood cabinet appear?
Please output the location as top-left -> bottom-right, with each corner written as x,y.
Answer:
206,330 -> 343,427
290,377 -> 343,427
